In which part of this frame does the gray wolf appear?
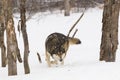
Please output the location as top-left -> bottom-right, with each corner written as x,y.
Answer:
45,32 -> 81,67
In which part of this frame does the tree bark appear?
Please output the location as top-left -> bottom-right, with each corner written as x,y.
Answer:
100,0 -> 120,62
0,0 -> 6,67
0,17 -> 6,67
64,0 -> 70,16
5,0 -> 22,63
7,19 -> 18,76
19,0 -> 30,74
5,0 -> 22,76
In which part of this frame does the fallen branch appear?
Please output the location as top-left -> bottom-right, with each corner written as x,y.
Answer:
17,20 -> 21,36
37,52 -> 42,63
67,12 -> 84,37
72,29 -> 78,38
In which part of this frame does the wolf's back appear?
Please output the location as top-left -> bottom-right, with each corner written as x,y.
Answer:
45,33 -> 69,55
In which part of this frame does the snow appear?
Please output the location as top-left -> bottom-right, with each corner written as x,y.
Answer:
1,8 -> 120,80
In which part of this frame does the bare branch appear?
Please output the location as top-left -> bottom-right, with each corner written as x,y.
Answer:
72,29 -> 78,38
37,52 -> 42,63
67,12 -> 84,37
90,0 -> 104,9
17,20 -> 21,36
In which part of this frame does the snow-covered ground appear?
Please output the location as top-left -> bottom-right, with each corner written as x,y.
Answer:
1,8 -> 120,80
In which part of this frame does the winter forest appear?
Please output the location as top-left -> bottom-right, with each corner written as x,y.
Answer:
0,0 -> 120,80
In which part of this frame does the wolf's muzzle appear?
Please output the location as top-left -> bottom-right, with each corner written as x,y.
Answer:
77,40 -> 81,44
60,59 -> 63,62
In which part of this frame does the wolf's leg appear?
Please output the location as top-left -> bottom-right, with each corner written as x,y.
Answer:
54,60 -> 58,65
61,60 -> 64,65
45,51 -> 51,67
51,60 -> 58,65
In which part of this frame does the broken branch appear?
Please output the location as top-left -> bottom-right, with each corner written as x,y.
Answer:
67,12 -> 84,37
37,52 -> 42,63
72,29 -> 78,38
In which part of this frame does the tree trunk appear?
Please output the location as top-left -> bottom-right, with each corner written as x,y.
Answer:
100,0 -> 120,62
0,17 -> 6,67
7,19 -> 18,76
64,0 -> 70,16
0,0 -> 7,67
19,0 -> 30,74
5,0 -> 22,76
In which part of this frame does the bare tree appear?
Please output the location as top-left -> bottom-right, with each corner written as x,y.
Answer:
64,0 -> 70,16
19,0 -> 30,74
4,0 -> 22,76
0,21 -> 6,67
100,0 -> 120,62
0,0 -> 6,67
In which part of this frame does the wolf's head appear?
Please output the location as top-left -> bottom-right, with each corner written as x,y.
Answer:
52,52 -> 66,62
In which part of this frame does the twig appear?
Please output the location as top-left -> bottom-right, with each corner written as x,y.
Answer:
72,29 -> 78,38
37,52 -> 42,63
67,12 -> 84,37
17,20 -> 21,36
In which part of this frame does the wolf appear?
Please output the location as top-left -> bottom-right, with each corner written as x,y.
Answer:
45,32 -> 81,67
